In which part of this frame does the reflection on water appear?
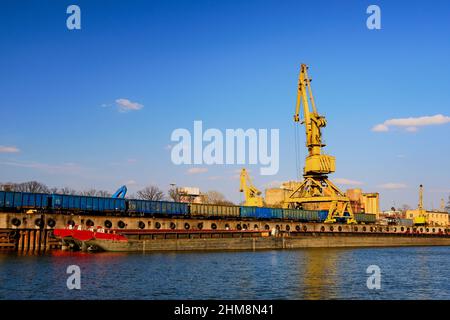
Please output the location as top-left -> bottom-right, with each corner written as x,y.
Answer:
1,247 -> 450,300
301,249 -> 340,299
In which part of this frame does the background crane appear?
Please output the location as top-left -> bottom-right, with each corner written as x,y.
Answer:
239,168 -> 264,207
413,184 -> 427,226
284,64 -> 355,224
112,185 -> 127,199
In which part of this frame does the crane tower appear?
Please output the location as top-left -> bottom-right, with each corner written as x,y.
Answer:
284,64 -> 356,224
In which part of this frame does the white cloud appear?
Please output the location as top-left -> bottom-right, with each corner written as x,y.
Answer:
187,167 -> 208,174
115,98 -> 144,112
372,114 -> 450,133
378,183 -> 407,190
334,178 -> 363,186
127,158 -> 137,164
164,144 -> 172,151
0,146 -> 20,153
371,124 -> 389,132
125,180 -> 138,186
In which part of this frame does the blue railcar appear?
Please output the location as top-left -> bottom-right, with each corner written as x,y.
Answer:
127,199 -> 188,216
318,211 -> 329,222
240,206 -> 256,218
240,207 -> 281,219
21,192 -> 50,209
0,191 -> 4,208
0,191 -> 50,211
1,191 -> 22,209
52,194 -> 126,213
255,207 -> 272,219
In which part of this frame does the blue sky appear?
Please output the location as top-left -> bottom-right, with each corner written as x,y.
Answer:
1,0 -> 449,210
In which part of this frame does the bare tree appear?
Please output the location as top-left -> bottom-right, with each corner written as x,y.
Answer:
13,181 -> 50,193
49,187 -> 59,194
96,190 -> 112,197
81,189 -> 98,196
58,187 -> 79,195
168,187 -> 181,202
0,182 -> 15,191
202,190 -> 234,205
136,185 -> 165,201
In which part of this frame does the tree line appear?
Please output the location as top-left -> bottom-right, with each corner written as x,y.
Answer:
0,181 -> 235,205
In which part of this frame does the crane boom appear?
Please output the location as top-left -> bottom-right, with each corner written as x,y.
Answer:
112,185 -> 127,199
294,64 -> 335,175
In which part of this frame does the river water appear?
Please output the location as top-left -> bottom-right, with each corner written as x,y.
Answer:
1,247 -> 449,300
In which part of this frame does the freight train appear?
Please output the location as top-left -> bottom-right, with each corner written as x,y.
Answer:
0,190 -> 377,224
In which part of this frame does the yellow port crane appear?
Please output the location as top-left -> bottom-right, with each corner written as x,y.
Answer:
240,168 -> 264,207
284,64 -> 356,224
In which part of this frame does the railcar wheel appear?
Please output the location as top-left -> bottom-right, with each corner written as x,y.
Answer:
117,220 -> 126,229
11,218 -> 21,227
47,218 -> 56,228
138,221 -> 145,229
35,218 -> 43,227
104,220 -> 112,228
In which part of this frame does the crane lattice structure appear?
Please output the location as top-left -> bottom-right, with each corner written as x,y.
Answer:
284,64 -> 356,224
